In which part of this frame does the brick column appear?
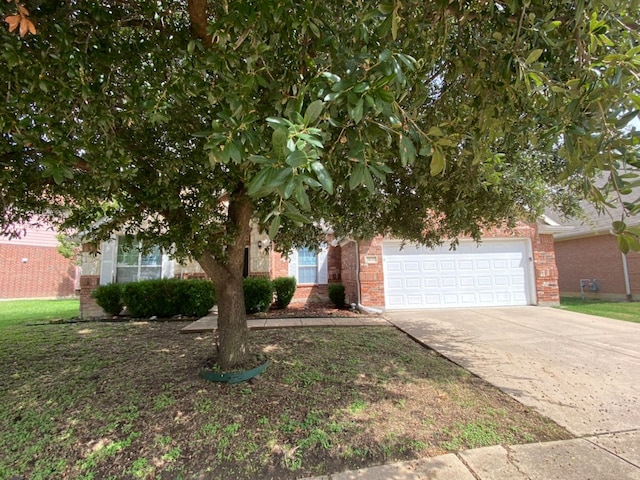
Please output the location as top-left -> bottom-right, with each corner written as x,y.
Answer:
79,275 -> 106,318
531,230 -> 560,305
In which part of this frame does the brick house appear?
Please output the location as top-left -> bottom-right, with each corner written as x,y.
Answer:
79,219 -> 561,317
548,201 -> 640,301
0,226 -> 78,300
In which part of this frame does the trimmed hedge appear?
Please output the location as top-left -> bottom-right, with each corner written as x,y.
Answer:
92,283 -> 124,315
243,277 -> 273,314
174,279 -> 217,317
272,276 -> 297,309
328,283 -> 346,308
93,278 -> 215,318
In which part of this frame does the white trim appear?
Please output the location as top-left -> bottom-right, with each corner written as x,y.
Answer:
99,238 -> 117,285
288,245 -> 329,285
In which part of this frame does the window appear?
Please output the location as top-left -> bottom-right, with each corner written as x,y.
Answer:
115,236 -> 162,283
297,247 -> 318,284
288,245 -> 328,285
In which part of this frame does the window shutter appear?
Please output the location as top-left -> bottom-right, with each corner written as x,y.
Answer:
161,251 -> 174,279
317,245 -> 328,285
99,238 -> 117,285
288,250 -> 298,279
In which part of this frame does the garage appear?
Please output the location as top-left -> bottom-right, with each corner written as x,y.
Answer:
383,239 -> 533,309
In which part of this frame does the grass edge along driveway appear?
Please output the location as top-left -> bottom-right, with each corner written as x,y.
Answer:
558,297 -> 640,323
0,317 -> 571,479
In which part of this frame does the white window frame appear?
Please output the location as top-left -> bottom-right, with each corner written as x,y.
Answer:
99,237 -> 174,285
288,244 -> 328,285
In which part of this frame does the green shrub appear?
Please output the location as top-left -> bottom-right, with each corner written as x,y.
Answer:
328,283 -> 346,308
272,276 -> 297,309
92,283 -> 124,315
122,278 -> 216,318
243,277 -> 273,314
175,279 -> 216,317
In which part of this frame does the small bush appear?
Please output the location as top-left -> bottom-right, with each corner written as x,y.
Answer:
273,276 -> 297,309
175,279 -> 216,317
92,283 -> 124,315
122,278 -> 216,318
328,283 -> 346,308
243,277 -> 273,314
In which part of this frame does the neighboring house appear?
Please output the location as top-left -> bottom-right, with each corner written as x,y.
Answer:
79,219 -> 562,317
548,201 -> 640,300
0,225 -> 78,300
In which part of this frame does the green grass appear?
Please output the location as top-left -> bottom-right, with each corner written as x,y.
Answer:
558,297 -> 640,323
0,320 -> 572,479
0,299 -> 79,327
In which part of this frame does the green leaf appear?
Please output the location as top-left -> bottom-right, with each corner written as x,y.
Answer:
268,215 -> 281,239
299,174 -> 321,188
321,72 -> 341,83
247,168 -> 272,196
294,183 -> 311,210
618,234 -> 630,254
284,210 -> 311,224
227,141 -> 242,163
612,221 -> 626,234
351,98 -> 364,124
272,128 -> 288,158
303,100 -> 324,125
353,83 -> 370,93
286,150 -> 308,168
363,166 -> 375,194
391,10 -> 400,40
526,49 -> 544,64
378,1 -> 394,14
266,117 -> 290,127
399,135 -> 416,166
395,53 -> 416,72
310,161 -> 334,194
349,163 -> 365,190
430,147 -> 445,176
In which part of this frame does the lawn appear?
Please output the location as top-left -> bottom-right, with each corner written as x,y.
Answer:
0,299 -> 80,327
0,316 -> 571,480
558,297 -> 640,323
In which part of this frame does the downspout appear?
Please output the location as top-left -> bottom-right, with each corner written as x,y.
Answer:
353,239 -> 383,315
621,252 -> 632,300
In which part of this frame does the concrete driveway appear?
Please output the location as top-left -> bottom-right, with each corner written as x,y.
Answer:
384,307 -> 640,437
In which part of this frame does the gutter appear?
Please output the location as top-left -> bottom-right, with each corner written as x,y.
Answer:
621,252 -> 633,300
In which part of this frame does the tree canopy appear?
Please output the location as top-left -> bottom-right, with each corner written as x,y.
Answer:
2,0 -> 640,367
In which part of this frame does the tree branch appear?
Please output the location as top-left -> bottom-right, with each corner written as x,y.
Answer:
187,0 -> 212,46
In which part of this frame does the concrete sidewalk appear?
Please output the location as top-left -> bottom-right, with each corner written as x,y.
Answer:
301,432 -> 640,479
180,314 -> 390,333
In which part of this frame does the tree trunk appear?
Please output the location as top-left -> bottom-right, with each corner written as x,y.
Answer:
197,193 -> 253,371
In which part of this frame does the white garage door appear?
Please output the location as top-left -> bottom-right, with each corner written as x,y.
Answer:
383,240 -> 532,309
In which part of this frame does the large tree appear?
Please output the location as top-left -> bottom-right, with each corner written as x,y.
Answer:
2,0 -> 639,369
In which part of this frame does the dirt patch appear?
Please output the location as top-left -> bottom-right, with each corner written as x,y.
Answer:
251,303 -> 363,318
0,322 -> 572,480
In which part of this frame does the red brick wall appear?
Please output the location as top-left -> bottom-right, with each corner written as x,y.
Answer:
531,231 -> 560,305
79,275 -> 105,318
269,243 -> 341,305
358,238 -> 386,307
555,234 -> 640,299
0,244 -> 77,299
